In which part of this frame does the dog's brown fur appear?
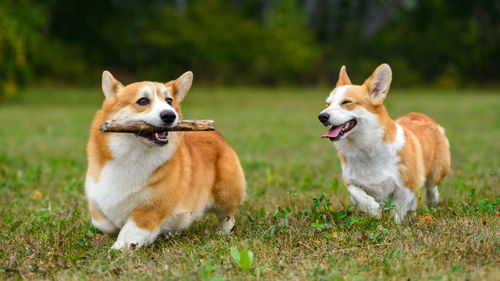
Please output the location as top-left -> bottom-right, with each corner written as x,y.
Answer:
85,71 -> 245,249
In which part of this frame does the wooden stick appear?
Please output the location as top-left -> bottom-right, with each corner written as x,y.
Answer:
99,120 -> 215,133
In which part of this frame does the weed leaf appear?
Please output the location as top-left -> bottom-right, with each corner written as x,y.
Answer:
239,248 -> 252,273
230,247 -> 240,264
230,247 -> 254,274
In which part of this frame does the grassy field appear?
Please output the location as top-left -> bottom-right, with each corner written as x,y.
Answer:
0,86 -> 499,280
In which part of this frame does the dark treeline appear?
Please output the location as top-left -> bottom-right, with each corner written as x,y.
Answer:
1,0 -> 499,98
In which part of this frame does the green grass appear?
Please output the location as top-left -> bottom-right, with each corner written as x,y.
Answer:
0,87 -> 499,280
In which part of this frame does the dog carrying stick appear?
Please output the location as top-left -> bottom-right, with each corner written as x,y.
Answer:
99,120 -> 215,133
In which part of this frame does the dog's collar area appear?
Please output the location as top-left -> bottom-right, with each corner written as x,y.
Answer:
321,119 -> 357,141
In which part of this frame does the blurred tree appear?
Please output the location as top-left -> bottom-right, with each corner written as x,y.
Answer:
0,0 -> 499,94
0,0 -> 45,99
142,0 -> 318,84
373,0 -> 500,87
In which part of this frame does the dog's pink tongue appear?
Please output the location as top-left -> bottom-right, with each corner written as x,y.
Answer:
321,126 -> 342,138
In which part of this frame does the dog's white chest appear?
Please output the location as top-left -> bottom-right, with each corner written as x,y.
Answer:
85,135 -> 174,228
341,151 -> 401,200
86,161 -> 154,227
338,124 -> 406,201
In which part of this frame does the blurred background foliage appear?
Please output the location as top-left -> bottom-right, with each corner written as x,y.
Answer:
1,0 -> 499,99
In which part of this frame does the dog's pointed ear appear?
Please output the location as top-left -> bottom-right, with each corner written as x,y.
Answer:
364,64 -> 392,104
102,71 -> 123,99
336,65 -> 352,87
172,71 -> 193,103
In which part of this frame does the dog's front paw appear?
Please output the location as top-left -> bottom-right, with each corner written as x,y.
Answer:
368,202 -> 382,219
111,239 -> 142,250
111,240 -> 127,250
111,220 -> 159,250
92,219 -> 119,236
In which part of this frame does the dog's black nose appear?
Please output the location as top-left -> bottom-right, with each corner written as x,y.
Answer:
160,110 -> 176,124
318,112 -> 330,124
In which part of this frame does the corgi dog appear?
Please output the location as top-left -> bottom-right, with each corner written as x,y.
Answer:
318,64 -> 450,222
85,71 -> 246,249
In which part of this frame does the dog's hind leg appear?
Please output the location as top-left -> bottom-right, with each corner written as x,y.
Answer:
348,185 -> 381,218
215,213 -> 235,235
207,199 -> 237,235
391,186 -> 417,223
211,150 -> 246,234
425,183 -> 439,207
212,178 -> 245,234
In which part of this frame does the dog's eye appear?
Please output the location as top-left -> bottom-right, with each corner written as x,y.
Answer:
341,100 -> 352,105
166,97 -> 173,105
137,97 -> 150,106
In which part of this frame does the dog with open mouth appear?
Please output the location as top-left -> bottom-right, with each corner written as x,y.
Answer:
85,71 -> 246,249
318,64 -> 450,222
